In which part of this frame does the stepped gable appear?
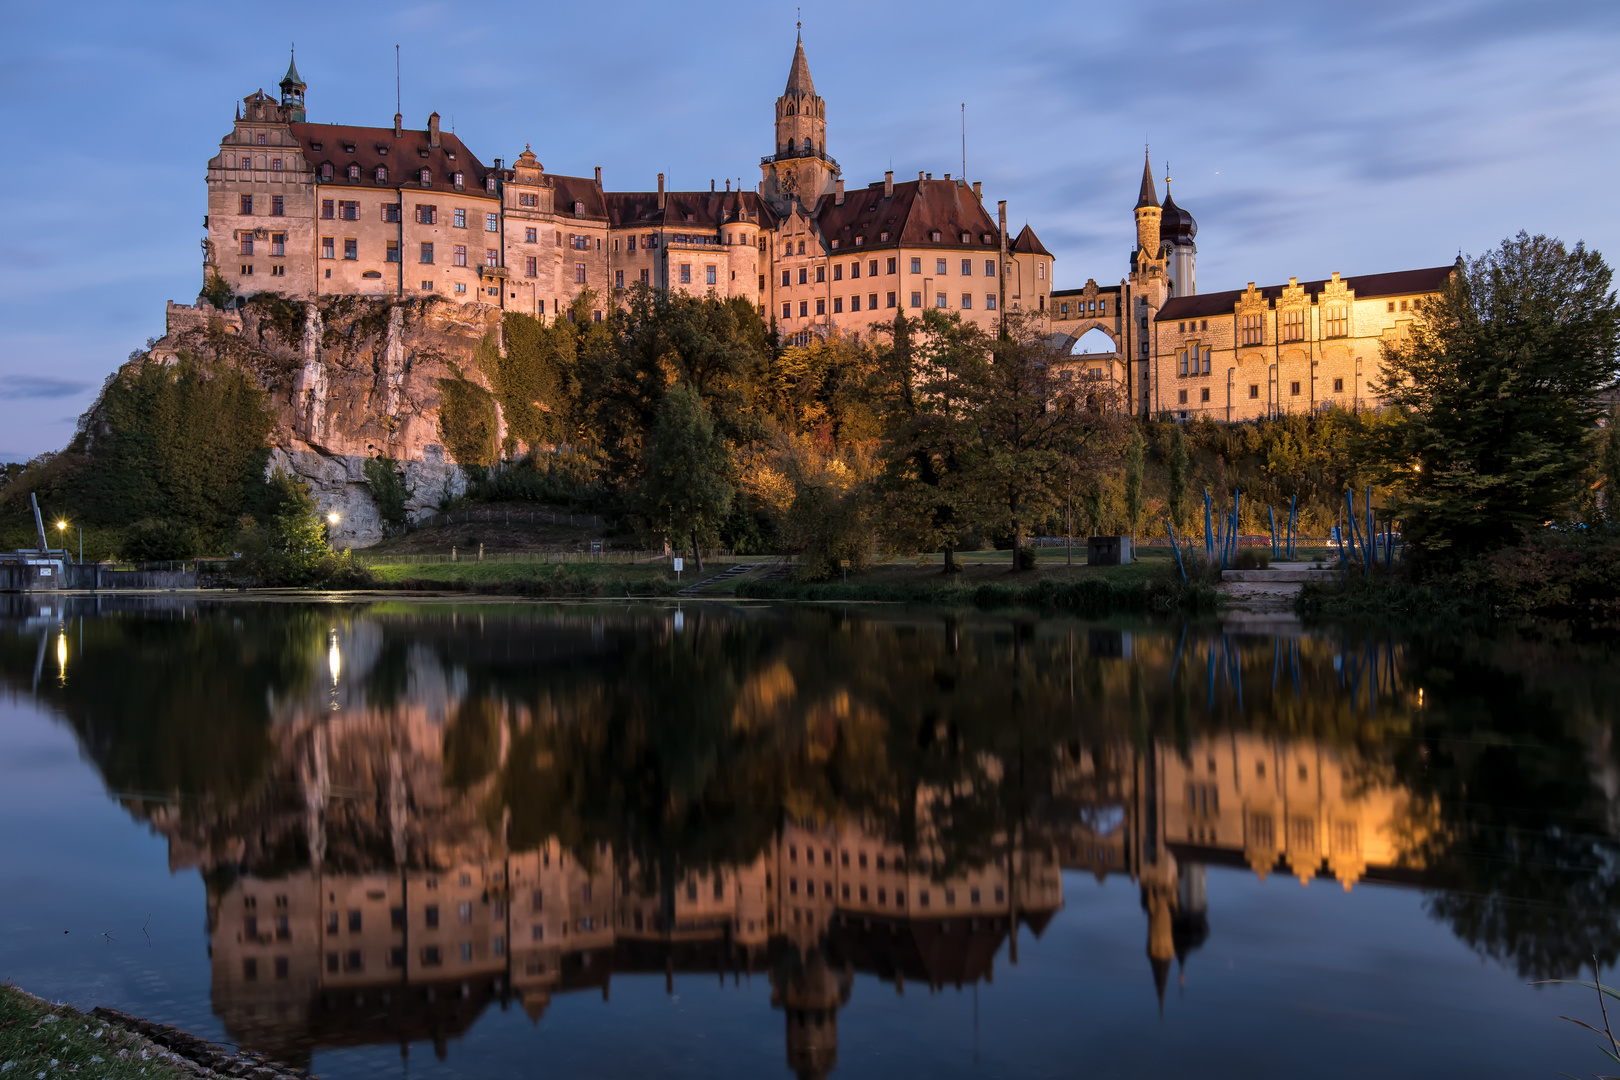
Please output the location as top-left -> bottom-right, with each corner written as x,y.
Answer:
1156,265 -> 1456,321
288,121 -> 491,195
811,177 -> 999,254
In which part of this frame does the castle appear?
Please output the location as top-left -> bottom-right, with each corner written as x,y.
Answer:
206,37 -> 1454,423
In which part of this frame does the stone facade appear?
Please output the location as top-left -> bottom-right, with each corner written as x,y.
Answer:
205,40 -> 1051,343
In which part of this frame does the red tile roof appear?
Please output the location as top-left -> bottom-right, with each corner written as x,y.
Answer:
289,122 -> 494,198
604,190 -> 776,229
1155,264 -> 1456,322
810,178 -> 1000,254
1011,224 -> 1052,256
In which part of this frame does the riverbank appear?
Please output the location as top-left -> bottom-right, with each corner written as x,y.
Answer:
0,984 -> 306,1079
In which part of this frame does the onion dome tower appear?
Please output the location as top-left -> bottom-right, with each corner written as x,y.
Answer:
1160,170 -> 1198,297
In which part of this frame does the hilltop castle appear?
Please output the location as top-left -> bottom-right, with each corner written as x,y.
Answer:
205,36 -> 1453,423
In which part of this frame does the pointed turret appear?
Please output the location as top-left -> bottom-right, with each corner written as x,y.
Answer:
785,33 -> 816,95
1135,151 -> 1159,210
278,48 -> 306,122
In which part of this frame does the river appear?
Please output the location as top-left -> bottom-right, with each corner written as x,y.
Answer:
2,596 -> 1616,1078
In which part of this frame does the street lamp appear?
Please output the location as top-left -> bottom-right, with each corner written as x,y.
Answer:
55,520 -> 80,564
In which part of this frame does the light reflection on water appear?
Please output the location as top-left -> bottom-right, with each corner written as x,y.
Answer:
2,596 -> 1618,1079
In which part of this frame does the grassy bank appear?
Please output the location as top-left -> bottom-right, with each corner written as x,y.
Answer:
364,557 -> 686,597
0,984 -> 189,1080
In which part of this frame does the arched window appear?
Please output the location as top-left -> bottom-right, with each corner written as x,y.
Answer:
803,137 -> 812,153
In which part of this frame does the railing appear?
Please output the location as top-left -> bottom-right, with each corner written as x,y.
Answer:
354,549 -> 736,567
402,507 -> 607,533
760,148 -> 842,172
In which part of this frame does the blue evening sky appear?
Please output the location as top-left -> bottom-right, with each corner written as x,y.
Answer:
2,0 -> 1616,461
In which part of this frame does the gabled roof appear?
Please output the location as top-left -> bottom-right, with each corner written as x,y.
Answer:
1155,265 -> 1456,321
286,121 -> 493,198
549,174 -> 608,221
1012,224 -> 1051,257
811,178 -> 999,253
785,36 -> 816,95
604,190 -> 776,229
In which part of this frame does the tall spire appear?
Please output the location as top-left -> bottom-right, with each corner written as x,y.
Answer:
1135,149 -> 1159,210
785,31 -> 815,95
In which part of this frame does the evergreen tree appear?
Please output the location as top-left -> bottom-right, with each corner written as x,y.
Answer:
637,383 -> 734,571
1371,234 -> 1620,568
1124,426 -> 1145,539
1168,423 -> 1188,531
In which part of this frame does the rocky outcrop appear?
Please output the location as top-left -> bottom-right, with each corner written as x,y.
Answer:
144,295 -> 504,547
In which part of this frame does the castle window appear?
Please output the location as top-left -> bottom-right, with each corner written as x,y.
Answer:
1178,389 -> 1188,404
864,293 -> 874,310
270,196 -> 284,216
1178,350 -> 1188,376
936,258 -> 948,275
830,239 -> 839,250
931,231 -> 942,242
642,269 -> 651,285
486,213 -> 499,232
416,204 -> 437,225
706,265 -> 717,286
339,201 -> 359,221
572,235 -> 589,251
575,263 -> 587,283
1326,306 -> 1348,337
420,242 -> 434,264
575,201 -> 585,217
1387,301 -> 1396,312
239,194 -> 253,215
798,268 -> 808,285
528,257 -> 539,278
519,193 -> 538,208
239,156 -> 251,169
1290,380 -> 1301,396
851,262 -> 861,279
797,241 -> 806,255
800,301 -> 809,317
419,168 -> 431,184
833,297 -> 843,313
239,234 -> 254,256
1240,313 -> 1263,346
1249,384 -> 1260,399
1201,319 -> 1208,330
936,293 -> 947,308
254,133 -> 266,146
1201,387 -> 1211,402
485,177 -> 496,193
961,259 -> 972,276
347,164 -> 360,180
985,294 -> 996,310
782,302 -> 792,320
320,199 -> 334,219
524,227 -> 537,243
781,270 -> 790,288
387,240 -> 399,263
449,171 -> 462,188
375,165 -> 387,182
833,264 -> 843,281
320,237 -> 333,259
680,263 -> 691,284
1333,377 -> 1345,393
887,292 -> 897,308
271,233 -> 285,257
486,248 -> 499,267
1282,309 -> 1305,342
855,236 -> 865,246
383,203 -> 401,223
1178,322 -> 1186,333
815,265 -> 825,283
1202,347 -> 1211,374
1038,262 -> 1046,280
614,269 -> 624,288
910,291 -> 922,308
454,208 -> 467,229
1400,299 -> 1409,311
1061,302 -> 1068,315
271,158 -> 282,171
877,231 -> 887,242
344,239 -> 357,260
910,258 -> 922,274
961,293 -> 972,309
816,298 -> 826,315
985,260 -> 996,276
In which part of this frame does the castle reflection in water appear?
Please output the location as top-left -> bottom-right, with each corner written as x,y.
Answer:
103,611 -> 1433,1078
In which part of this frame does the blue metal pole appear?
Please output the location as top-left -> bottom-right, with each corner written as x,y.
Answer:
1269,505 -> 1277,559
1203,489 -> 1213,569
1167,520 -> 1187,582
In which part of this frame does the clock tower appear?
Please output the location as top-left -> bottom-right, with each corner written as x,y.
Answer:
761,29 -> 838,214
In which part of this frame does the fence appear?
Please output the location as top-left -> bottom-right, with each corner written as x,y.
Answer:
402,508 -> 609,534
354,549 -> 737,567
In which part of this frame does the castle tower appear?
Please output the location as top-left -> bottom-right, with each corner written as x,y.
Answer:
760,29 -> 838,214
278,50 -> 306,123
1133,151 -> 1161,257
1160,172 -> 1198,297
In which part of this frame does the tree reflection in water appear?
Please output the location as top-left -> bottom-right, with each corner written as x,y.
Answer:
3,599 -> 1618,1073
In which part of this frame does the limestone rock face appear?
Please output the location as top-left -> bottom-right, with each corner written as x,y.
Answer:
146,296 -> 502,546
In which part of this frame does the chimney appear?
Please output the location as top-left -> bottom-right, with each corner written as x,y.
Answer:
427,112 -> 441,148
725,179 -> 731,192
711,178 -> 716,192
594,166 -> 602,186
657,173 -> 665,210
944,173 -> 951,181
918,170 -> 925,181
834,179 -> 844,206
973,181 -> 982,201
394,112 -> 403,138
884,170 -> 894,198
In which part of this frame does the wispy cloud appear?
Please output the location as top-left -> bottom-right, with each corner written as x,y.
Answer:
1,375 -> 91,399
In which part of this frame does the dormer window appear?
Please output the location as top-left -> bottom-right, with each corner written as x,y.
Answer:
447,151 -> 456,160
931,230 -> 942,242
311,141 -> 323,152
961,232 -> 971,243
375,165 -> 388,182
877,232 -> 887,242
343,143 -> 356,154
856,236 -> 865,246
685,213 -> 694,222
452,171 -> 464,188
982,233 -> 993,244
574,201 -> 584,217
347,164 -> 360,180
485,177 -> 496,193
377,145 -> 389,155
867,204 -> 876,212
830,239 -> 839,249
419,168 -> 432,185
320,163 -> 332,181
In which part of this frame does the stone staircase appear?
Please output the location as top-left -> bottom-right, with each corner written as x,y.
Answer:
679,561 -> 765,596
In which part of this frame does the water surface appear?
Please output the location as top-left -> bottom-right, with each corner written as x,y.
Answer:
2,597 -> 1616,1078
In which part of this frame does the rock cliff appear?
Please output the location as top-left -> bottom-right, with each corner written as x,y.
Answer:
144,295 -> 505,546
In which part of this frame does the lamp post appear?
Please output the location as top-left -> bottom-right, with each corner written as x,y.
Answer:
326,511 -> 340,547
55,520 -> 80,564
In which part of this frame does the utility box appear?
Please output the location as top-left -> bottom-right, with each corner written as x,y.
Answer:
21,557 -> 67,591
1087,536 -> 1132,566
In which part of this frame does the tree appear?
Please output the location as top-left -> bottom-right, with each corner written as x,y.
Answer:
957,313 -> 1127,570
636,383 -> 734,571
235,470 -> 331,584
1123,426 -> 1145,539
1168,423 -> 1189,530
363,455 -> 411,535
1603,404 -> 1620,527
1370,234 -> 1620,569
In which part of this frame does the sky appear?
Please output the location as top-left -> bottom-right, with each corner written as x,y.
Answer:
2,0 -> 1617,461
